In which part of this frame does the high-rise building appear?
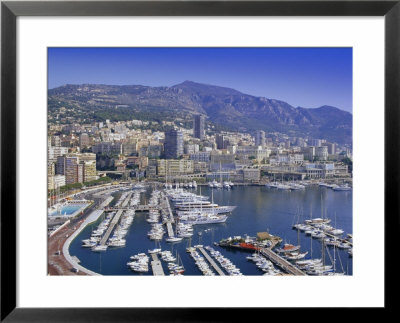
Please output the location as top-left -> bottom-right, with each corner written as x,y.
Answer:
316,146 -> 329,161
51,135 -> 61,147
193,115 -> 205,140
326,142 -> 336,155
79,133 -> 90,149
255,130 -> 265,147
216,134 -> 229,150
157,159 -> 194,176
58,153 -> 97,184
164,130 -> 183,159
65,156 -> 80,184
210,153 -> 235,171
48,145 -> 68,163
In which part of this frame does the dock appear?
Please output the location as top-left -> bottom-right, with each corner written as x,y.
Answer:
197,247 -> 226,276
99,210 -> 124,246
105,205 -> 160,212
150,253 -> 165,276
99,193 -> 132,246
160,192 -> 176,238
166,222 -> 175,238
260,248 -> 307,276
163,193 -> 175,223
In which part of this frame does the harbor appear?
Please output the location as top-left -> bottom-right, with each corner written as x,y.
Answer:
66,183 -> 352,276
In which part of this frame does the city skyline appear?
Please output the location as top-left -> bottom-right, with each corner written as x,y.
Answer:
48,47 -> 353,113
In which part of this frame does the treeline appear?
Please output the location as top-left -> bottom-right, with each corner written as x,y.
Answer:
48,176 -> 112,194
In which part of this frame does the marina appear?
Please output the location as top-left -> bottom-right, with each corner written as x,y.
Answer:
68,184 -> 352,276
150,253 -> 165,276
197,246 -> 226,276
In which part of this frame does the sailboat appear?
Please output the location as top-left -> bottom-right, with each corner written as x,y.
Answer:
165,218 -> 183,243
169,251 -> 185,275
148,241 -> 162,254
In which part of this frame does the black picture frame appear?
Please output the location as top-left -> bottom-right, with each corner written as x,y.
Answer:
1,0 -> 398,321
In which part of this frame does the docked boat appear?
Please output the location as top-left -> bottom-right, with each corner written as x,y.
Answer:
179,214 -> 228,225
165,236 -> 183,243
148,248 -> 161,254
91,245 -> 108,252
332,184 -> 352,191
276,244 -> 300,253
283,251 -> 308,260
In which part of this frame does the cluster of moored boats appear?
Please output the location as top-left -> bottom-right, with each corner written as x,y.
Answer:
107,209 -> 135,247
127,253 -> 149,273
166,188 -> 236,225
187,247 -> 216,276
246,253 -> 282,276
81,213 -> 113,249
148,223 -> 165,241
82,190 -> 140,251
276,243 -> 308,260
205,246 -> 243,276
266,181 -> 308,190
208,180 -> 234,189
265,181 -> 352,191
293,218 -> 352,252
319,182 -> 352,191
164,181 -> 198,189
159,250 -> 185,275
295,258 -> 343,275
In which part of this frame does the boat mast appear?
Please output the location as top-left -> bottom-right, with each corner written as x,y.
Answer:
310,202 -> 313,258
219,161 -> 222,185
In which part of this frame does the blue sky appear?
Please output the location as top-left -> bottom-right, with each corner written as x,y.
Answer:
48,48 -> 352,113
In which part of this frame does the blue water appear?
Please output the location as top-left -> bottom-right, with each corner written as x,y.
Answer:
69,186 -> 352,275
50,204 -> 87,216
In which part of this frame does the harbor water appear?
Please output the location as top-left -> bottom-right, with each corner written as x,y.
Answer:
69,185 -> 353,275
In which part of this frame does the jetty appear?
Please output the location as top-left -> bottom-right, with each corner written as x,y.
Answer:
99,193 -> 132,246
197,247 -> 225,276
150,253 -> 165,276
259,248 -> 306,276
165,222 -> 175,238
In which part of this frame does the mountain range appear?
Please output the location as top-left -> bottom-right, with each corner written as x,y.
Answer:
48,81 -> 352,144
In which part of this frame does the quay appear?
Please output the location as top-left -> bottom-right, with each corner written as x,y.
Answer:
197,247 -> 226,276
324,232 -> 353,246
105,205 -> 158,212
99,209 -> 123,246
160,191 -> 176,238
259,247 -> 307,276
165,222 -> 175,238
62,209 -> 105,276
150,254 -> 165,276
99,193 -> 132,246
163,193 -> 175,223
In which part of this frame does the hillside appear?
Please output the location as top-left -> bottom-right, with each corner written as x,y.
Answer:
48,81 -> 352,144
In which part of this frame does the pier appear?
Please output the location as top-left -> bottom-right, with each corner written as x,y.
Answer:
323,232 -> 353,246
150,254 -> 165,276
105,205 -> 158,212
62,209 -> 105,276
165,222 -> 175,238
197,247 -> 226,276
260,248 -> 307,276
99,193 -> 132,246
160,192 -> 176,238
99,210 -> 123,246
162,193 -> 175,223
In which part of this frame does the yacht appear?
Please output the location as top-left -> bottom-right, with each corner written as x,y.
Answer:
165,236 -> 183,243
275,244 -> 300,253
179,214 -> 228,225
91,245 -> 108,252
333,184 -> 352,191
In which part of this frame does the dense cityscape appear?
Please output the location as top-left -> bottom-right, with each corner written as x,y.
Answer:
48,100 -> 353,277
48,112 -> 352,193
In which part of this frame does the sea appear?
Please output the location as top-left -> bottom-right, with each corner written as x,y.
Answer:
69,185 -> 353,276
